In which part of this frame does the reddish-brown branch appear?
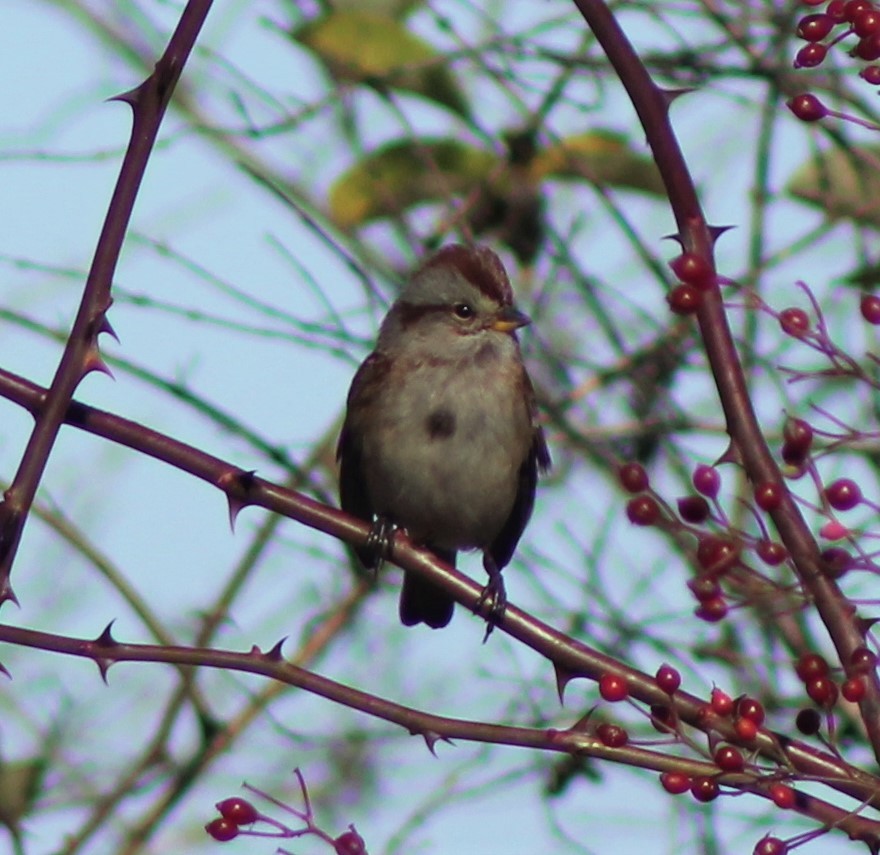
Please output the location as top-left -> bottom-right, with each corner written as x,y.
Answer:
1,621 -> 879,846
0,364 -> 878,818
0,0 -> 214,606
569,0 -> 880,763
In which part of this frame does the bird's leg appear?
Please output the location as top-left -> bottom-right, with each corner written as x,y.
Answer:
363,516 -> 397,573
477,553 -> 507,641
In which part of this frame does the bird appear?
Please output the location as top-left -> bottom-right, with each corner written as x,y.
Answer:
337,243 -> 550,629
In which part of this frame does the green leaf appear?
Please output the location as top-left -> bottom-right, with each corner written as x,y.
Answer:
787,146 -> 880,229
329,139 -> 495,228
333,0 -> 424,17
532,130 -> 666,196
294,12 -> 469,118
0,757 -> 46,833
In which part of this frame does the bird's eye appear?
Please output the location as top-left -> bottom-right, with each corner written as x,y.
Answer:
452,303 -> 474,320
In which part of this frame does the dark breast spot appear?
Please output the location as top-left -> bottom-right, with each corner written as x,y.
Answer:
425,408 -> 456,439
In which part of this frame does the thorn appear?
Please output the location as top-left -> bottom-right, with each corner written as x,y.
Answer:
715,442 -> 742,467
660,87 -> 696,106
226,495 -> 247,531
554,663 -> 575,704
662,232 -> 684,248
108,84 -> 142,108
0,661 -> 10,679
98,315 -> 120,343
95,621 -> 118,648
857,616 -> 880,633
707,224 -> 736,245
570,706 -> 598,732
0,577 -> 20,609
219,470 -> 257,531
95,658 -> 113,685
420,731 -> 453,756
83,346 -> 114,379
266,638 -> 287,661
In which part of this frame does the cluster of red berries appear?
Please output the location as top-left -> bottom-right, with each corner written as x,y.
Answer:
205,794 -> 367,854
619,461 -> 797,623
795,0 -> 880,68
789,1 -> 880,122
666,251 -> 715,316
794,649 -> 876,711
205,798 -> 260,843
698,688 -> 767,741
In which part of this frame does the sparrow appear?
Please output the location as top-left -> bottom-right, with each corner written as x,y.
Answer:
337,244 -> 550,628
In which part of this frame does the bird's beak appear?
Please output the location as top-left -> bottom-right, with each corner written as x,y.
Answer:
491,306 -> 531,333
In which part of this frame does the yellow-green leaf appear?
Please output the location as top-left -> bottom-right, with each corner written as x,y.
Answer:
787,146 -> 880,229
533,130 -> 666,196
0,757 -> 46,832
329,139 -> 495,228
333,0 -> 424,18
295,12 -> 469,118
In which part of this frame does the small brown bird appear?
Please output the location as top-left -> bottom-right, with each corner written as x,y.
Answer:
337,244 -> 550,628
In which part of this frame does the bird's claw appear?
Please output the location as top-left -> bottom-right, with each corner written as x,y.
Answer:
364,517 -> 396,572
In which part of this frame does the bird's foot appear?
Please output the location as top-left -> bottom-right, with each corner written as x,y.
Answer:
363,516 -> 396,573
477,555 -> 507,642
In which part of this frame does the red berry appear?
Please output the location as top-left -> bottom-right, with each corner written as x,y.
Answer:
734,717 -> 759,740
850,646 -> 877,672
854,9 -> 880,36
335,828 -> 367,855
205,818 -> 239,842
714,745 -> 745,772
806,675 -> 839,707
845,0 -> 874,22
736,697 -> 766,725
756,540 -> 787,566
795,707 -> 822,734
754,837 -> 788,855
782,417 -> 813,463
828,0 -> 847,20
618,461 -> 649,493
667,283 -> 703,314
690,776 -> 720,802
597,722 -> 629,747
794,42 -> 828,67
861,293 -> 880,321
795,652 -> 829,682
779,306 -> 810,336
787,93 -> 828,121
754,481 -> 784,511
842,676 -> 866,702
216,797 -> 259,826
660,771 -> 691,794
669,252 -> 714,288
696,535 -> 740,575
711,687 -> 734,716
695,597 -> 728,622
769,783 -> 796,810
627,495 -> 660,526
856,32 -> 880,59
824,477 -> 862,510
678,495 -> 711,523
861,65 -> 880,84
796,12 -> 835,40
821,546 -> 853,578
650,704 -> 675,733
656,663 -> 682,695
692,464 -> 721,498
688,576 -> 722,602
599,673 -> 629,702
